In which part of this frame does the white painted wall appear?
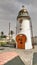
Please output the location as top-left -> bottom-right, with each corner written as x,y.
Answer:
17,19 -> 32,49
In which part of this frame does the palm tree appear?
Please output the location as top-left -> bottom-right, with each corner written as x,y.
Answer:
1,31 -> 4,38
10,30 -> 14,36
10,30 -> 14,40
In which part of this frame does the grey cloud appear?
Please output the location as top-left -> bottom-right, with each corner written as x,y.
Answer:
16,0 -> 32,4
0,0 -> 37,36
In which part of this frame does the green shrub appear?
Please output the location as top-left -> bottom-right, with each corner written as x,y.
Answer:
1,42 -> 7,46
0,42 -> 1,46
12,39 -> 16,44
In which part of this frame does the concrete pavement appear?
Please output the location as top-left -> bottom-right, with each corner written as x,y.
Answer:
0,45 -> 37,65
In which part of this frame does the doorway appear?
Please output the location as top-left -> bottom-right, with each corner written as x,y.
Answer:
16,34 -> 27,49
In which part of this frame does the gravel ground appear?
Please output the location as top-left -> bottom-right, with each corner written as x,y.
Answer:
0,45 -> 37,65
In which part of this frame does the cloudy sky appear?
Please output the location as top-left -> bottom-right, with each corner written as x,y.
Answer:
0,0 -> 37,36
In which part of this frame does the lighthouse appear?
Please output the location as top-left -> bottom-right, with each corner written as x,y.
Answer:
16,6 -> 32,49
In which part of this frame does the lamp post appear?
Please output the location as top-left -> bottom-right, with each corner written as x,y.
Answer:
9,22 -> 10,43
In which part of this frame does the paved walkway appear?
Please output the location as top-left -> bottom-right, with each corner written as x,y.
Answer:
0,45 -> 37,65
0,52 -> 18,65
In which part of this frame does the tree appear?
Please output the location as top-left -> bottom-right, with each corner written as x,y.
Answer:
10,30 -> 14,41
10,30 -> 14,35
1,31 -> 4,38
